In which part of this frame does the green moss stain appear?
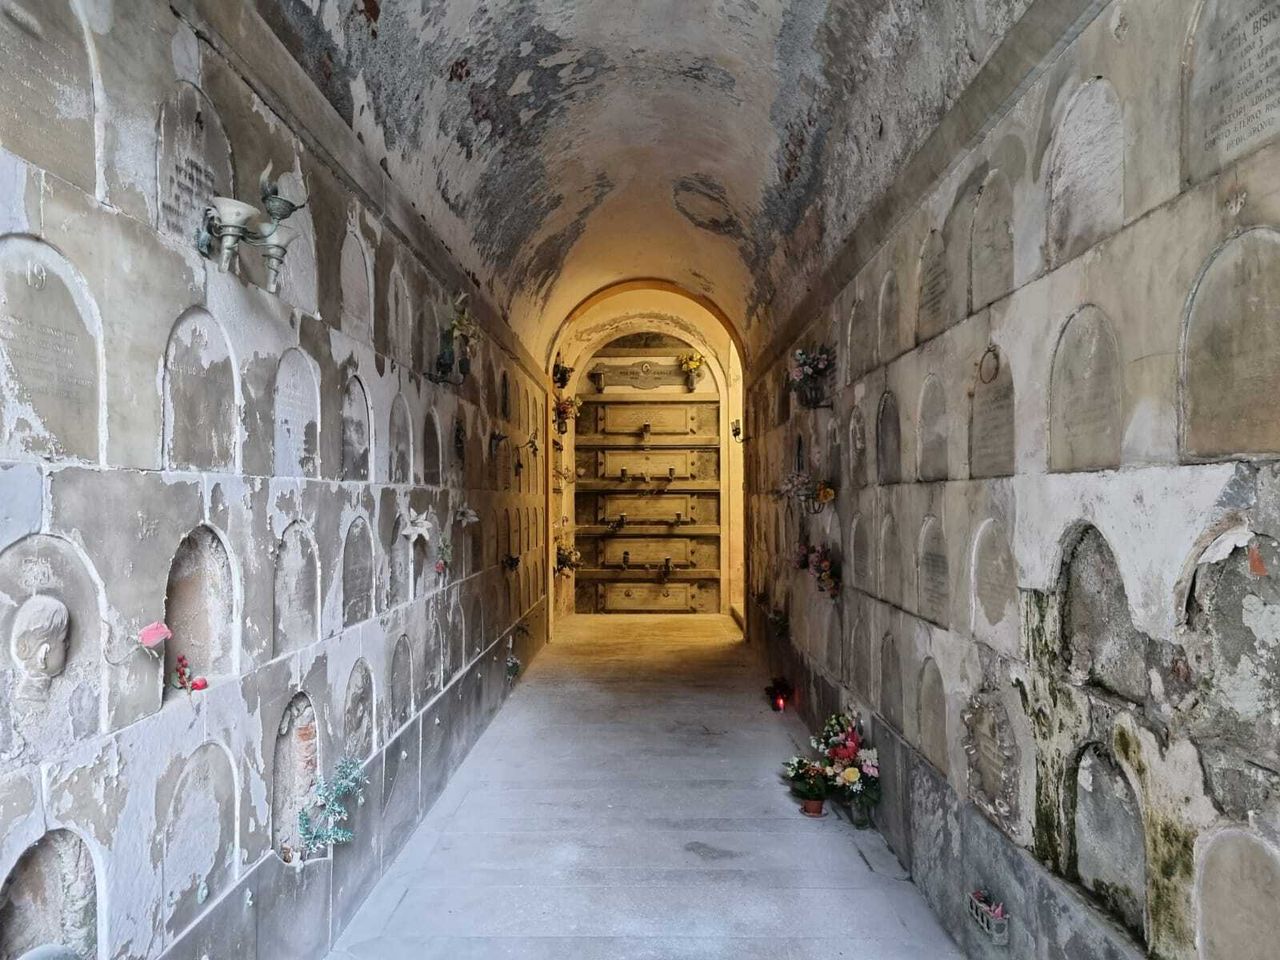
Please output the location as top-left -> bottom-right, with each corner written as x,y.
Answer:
1147,818 -> 1196,953
1112,726 -> 1148,780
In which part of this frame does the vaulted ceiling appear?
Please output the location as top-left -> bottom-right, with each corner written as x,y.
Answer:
262,0 -> 1030,356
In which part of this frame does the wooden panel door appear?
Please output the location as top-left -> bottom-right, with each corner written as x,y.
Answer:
573,339 -> 721,613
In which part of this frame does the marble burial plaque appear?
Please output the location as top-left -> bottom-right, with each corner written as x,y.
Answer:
1048,81 -> 1124,264
0,0 -> 94,191
273,522 -> 317,657
164,310 -> 236,471
970,171 -> 1014,309
969,348 -> 1015,478
1184,230 -> 1280,458
273,349 -> 318,478
1186,0 -> 1280,183
878,272 -> 900,361
918,659 -> 948,774
917,517 -> 950,626
342,518 -> 373,626
962,692 -> 1019,822
1050,305 -> 1122,472
1199,831 -> 1280,960
389,395 -> 411,483
972,520 -> 1017,630
0,240 -> 99,461
343,659 -> 374,759
340,225 -> 374,343
880,515 -> 902,605
341,377 -> 371,481
157,82 -> 233,242
877,391 -> 902,484
917,376 -> 948,481
916,231 -> 951,341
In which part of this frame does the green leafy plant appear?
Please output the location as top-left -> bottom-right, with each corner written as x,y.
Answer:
298,756 -> 369,855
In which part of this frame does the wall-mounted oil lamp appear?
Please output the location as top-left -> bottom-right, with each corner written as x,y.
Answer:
513,429 -> 539,475
197,164 -> 306,294
552,352 -> 574,389
731,419 -> 751,443
502,554 -> 521,572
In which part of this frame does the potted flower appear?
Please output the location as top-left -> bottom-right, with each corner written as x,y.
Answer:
810,713 -> 880,827
555,541 -> 583,576
679,352 -> 705,391
787,345 -> 835,408
784,756 -> 830,817
553,394 -> 582,435
774,471 -> 836,514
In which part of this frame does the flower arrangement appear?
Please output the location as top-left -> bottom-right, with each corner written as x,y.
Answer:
170,654 -> 208,698
555,541 -> 583,575
506,654 -> 522,682
449,293 -> 481,345
553,394 -> 582,434
679,352 -> 705,373
139,621 -> 170,657
784,713 -> 880,821
297,755 -> 369,855
795,544 -> 841,600
788,345 -> 835,407
435,538 -> 452,577
774,471 -> 835,511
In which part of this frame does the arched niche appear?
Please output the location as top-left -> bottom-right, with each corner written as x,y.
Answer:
340,375 -> 372,481
164,525 -> 235,696
159,742 -> 237,935
1058,526 -> 1146,703
1071,744 -> 1146,938
970,519 -> 1018,651
273,521 -> 318,658
876,391 -> 901,484
412,534 -> 429,598
970,170 -> 1015,309
847,613 -> 870,698
273,348 -> 320,478
849,514 -> 870,589
343,658 -> 375,761
0,237 -> 103,464
1183,0 -> 1280,183
388,516 -> 411,608
341,517 -> 374,627
879,514 -> 901,606
1198,831 -> 1280,960
156,81 -> 234,242
164,309 -> 238,472
0,829 -> 96,958
388,394 -> 411,482
500,370 -> 511,421
388,635 -> 413,732
847,405 -> 867,489
969,345 -> 1015,478
1049,305 -> 1122,473
917,659 -> 948,774
1183,230 -> 1280,459
422,412 -> 442,485
1047,80 -> 1125,266
271,692 -> 319,859
0,534 -> 101,747
877,271 -> 900,362
916,375 -> 948,481
339,220 -> 374,344
917,516 -> 950,627
879,633 -> 904,732
0,0 -> 94,192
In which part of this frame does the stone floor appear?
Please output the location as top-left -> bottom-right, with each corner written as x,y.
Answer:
327,614 -> 963,959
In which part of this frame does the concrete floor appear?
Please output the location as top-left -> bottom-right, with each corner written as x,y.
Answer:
328,615 -> 963,959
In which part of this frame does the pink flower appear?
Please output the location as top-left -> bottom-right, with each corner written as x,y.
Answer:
139,621 -> 171,650
189,677 -> 209,691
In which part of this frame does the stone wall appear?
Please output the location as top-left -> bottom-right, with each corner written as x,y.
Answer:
747,0 -> 1280,957
0,2 -> 548,957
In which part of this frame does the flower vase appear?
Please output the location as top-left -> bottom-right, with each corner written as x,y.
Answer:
800,798 -> 825,818
685,370 -> 697,391
848,802 -> 872,829
798,379 -> 825,409
556,419 -> 569,435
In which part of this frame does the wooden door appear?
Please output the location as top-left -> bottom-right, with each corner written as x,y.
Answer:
573,338 -> 721,613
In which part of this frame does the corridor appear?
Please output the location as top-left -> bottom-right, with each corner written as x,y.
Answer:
327,616 -> 960,959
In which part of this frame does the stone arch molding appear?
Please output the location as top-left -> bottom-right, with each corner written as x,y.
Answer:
0,235 -> 106,464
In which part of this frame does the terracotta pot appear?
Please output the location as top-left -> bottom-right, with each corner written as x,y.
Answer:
800,798 -> 825,817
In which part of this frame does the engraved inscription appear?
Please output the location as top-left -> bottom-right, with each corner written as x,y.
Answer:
1050,306 -> 1122,472
969,354 -> 1015,478
157,83 -> 233,241
1187,0 -> 1280,181
918,519 -> 949,626
917,231 -> 950,338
